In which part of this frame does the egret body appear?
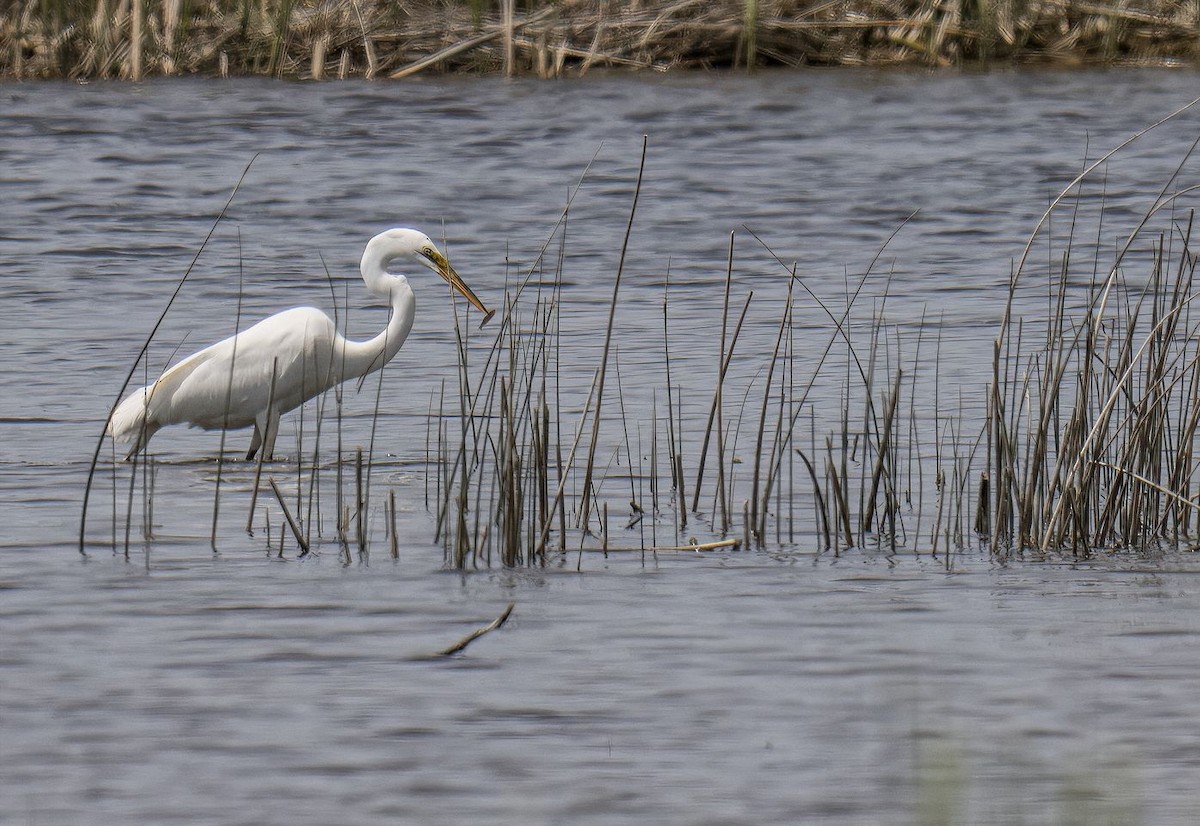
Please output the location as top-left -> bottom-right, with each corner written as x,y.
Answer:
107,228 -> 492,460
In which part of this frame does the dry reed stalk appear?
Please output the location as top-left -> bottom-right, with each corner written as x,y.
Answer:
19,0 -> 1200,79
389,4 -> 557,79
161,0 -> 180,71
389,488 -> 399,559
826,437 -> 852,551
310,33 -> 327,79
750,264 -> 795,543
650,392 -> 659,518
660,262 -> 682,530
795,447 -> 829,549
612,347 -> 643,533
503,0 -> 514,76
742,499 -> 751,550
691,283 -> 752,514
210,236 -> 247,552
601,500 -> 608,555
713,236 -> 734,532
437,603 -> 514,657
585,538 -> 740,552
109,442 -> 117,550
863,367 -> 902,536
128,0 -> 141,79
782,310 -> 797,545
355,446 -> 365,555
578,136 -> 647,533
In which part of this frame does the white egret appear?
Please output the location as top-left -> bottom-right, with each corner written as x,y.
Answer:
107,228 -> 493,460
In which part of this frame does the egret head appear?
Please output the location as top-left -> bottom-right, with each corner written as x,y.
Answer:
375,228 -> 495,327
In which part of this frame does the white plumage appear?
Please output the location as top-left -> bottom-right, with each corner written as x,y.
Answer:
107,228 -> 492,460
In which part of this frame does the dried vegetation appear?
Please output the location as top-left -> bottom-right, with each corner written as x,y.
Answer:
5,0 -> 1200,80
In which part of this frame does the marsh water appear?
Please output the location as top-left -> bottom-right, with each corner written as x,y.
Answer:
5,70 -> 1200,823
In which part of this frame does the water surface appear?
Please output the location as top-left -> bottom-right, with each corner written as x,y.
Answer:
4,70 -> 1200,823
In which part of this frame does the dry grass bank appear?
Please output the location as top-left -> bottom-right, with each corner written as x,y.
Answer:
4,0 -> 1200,81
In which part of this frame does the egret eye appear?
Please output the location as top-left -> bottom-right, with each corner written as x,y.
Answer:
422,247 -> 436,260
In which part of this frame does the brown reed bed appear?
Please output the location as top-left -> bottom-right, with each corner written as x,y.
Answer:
7,0 -> 1200,81
421,140 -> 979,569
988,104 -> 1200,558
428,121 -> 1200,569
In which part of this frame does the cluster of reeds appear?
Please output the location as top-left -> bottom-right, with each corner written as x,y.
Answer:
986,134 -> 1200,558
428,145 -> 977,570
435,134 -> 1200,569
7,0 -> 1200,80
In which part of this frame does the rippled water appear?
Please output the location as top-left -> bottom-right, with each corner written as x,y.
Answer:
5,70 -> 1200,823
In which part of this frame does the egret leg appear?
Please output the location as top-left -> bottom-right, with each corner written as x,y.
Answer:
245,424 -> 263,461
124,422 -> 160,462
261,409 -> 282,461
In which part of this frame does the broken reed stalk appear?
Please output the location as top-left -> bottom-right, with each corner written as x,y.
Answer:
587,538 -> 741,552
437,602 -> 515,657
268,476 -> 310,555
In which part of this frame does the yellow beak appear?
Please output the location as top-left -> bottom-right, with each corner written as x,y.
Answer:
431,250 -> 495,327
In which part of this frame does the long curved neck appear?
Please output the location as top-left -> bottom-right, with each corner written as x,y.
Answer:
335,244 -> 417,382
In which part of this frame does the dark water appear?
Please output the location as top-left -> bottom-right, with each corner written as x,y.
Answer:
5,70 -> 1200,823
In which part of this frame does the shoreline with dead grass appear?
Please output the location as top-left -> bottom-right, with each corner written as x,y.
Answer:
5,0 -> 1200,82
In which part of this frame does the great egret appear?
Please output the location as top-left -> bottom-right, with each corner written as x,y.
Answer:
107,227 -> 493,460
